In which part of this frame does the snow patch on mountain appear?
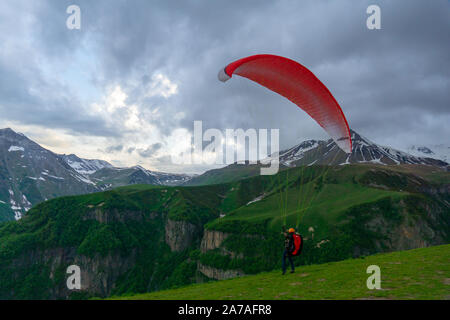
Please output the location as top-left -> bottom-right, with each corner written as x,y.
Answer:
279,140 -> 320,166
41,172 -> 65,180
61,154 -> 113,175
246,194 -> 265,206
8,145 -> 24,152
70,173 -> 96,185
406,145 -> 449,163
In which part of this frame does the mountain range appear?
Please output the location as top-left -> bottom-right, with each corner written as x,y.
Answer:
1,127 -> 447,221
406,144 -> 449,163
186,129 -> 448,186
0,128 -> 192,221
278,130 -> 448,167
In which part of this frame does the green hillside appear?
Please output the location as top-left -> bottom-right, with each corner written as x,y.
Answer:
113,244 -> 450,300
197,165 -> 449,275
0,164 -> 448,299
184,163 -> 265,186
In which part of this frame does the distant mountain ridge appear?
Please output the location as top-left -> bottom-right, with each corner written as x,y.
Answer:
59,155 -> 193,189
0,128 -> 192,221
60,154 -> 113,175
406,144 -> 449,163
187,129 -> 448,186
278,130 -> 448,167
1,127 -> 446,219
89,165 -> 192,190
0,128 -> 97,221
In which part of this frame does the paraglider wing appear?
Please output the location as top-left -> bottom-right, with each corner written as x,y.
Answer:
218,54 -> 352,153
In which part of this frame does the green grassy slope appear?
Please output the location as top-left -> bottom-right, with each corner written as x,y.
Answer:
215,165 -> 449,233
208,175 -> 404,237
113,244 -> 450,300
184,163 -> 265,186
192,164 -> 449,277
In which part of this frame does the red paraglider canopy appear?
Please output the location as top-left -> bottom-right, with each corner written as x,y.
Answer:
218,54 -> 352,153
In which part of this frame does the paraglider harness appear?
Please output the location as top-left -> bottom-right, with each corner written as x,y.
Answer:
291,233 -> 303,256
284,228 -> 303,256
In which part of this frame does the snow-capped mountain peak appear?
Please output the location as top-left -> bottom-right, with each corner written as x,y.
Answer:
0,128 -> 193,222
60,154 -> 113,175
278,129 -> 448,167
406,145 -> 449,163
0,128 -> 99,220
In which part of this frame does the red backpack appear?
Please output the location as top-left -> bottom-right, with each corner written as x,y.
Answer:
291,233 -> 303,256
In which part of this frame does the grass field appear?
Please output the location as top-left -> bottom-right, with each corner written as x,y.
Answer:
112,245 -> 450,300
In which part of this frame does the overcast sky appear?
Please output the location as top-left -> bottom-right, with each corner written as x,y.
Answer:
0,0 -> 448,173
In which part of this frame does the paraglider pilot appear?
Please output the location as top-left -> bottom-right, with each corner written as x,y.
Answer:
282,227 -> 296,275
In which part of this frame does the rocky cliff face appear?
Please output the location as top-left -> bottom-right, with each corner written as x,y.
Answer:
165,219 -> 200,251
368,198 -> 449,253
340,192 -> 450,259
200,230 -> 229,252
7,247 -> 136,299
83,207 -> 159,224
197,229 -> 246,280
197,262 -> 244,280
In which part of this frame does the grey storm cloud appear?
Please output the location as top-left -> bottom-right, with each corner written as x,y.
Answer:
0,0 -> 448,156
105,144 -> 124,153
137,143 -> 163,158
